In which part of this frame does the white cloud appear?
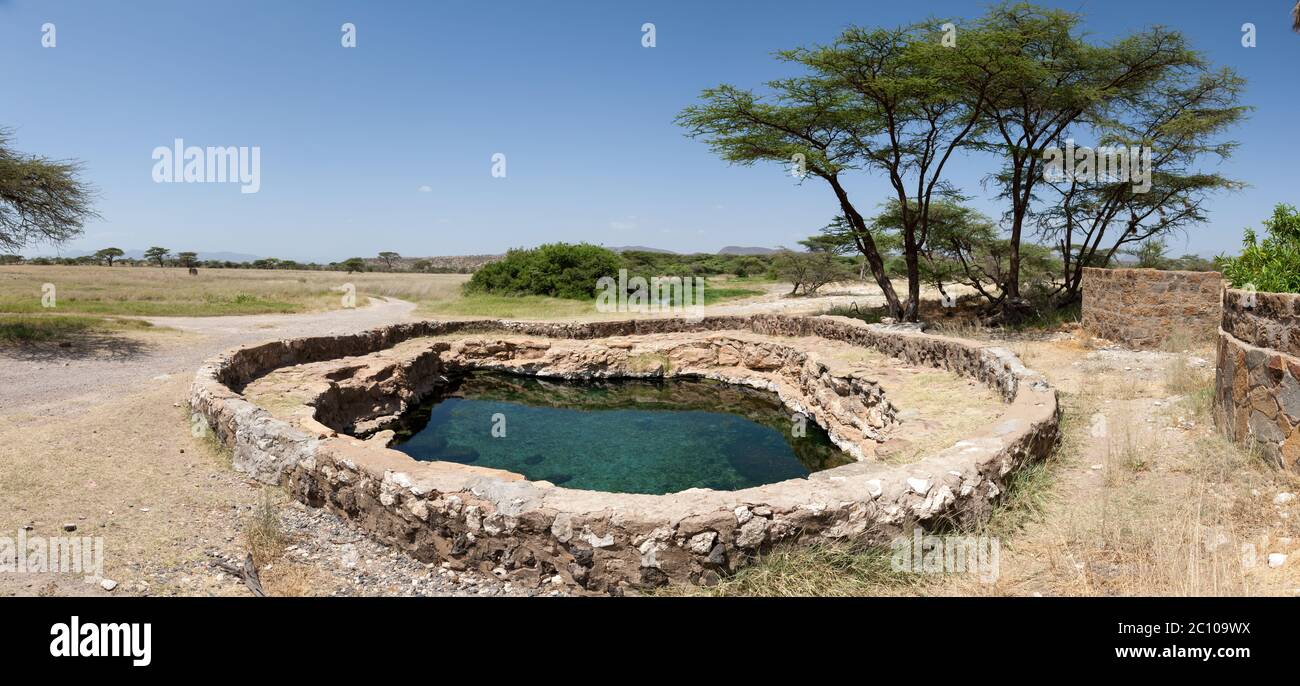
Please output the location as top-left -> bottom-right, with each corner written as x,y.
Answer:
418,185 -> 432,193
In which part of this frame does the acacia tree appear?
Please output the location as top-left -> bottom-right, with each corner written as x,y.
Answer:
177,251 -> 198,268
677,80 -> 905,314
678,21 -> 991,321
377,251 -> 400,270
786,24 -> 993,320
94,247 -> 124,266
144,246 -> 169,267
0,128 -> 97,252
957,4 -> 1205,321
1036,66 -> 1246,304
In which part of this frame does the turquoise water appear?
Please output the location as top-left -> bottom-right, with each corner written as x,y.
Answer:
387,372 -> 851,495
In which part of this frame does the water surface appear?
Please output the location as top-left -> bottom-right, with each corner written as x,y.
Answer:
387,372 -> 850,495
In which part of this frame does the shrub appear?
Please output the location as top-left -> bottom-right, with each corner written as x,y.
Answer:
1216,204 -> 1300,294
465,243 -> 622,299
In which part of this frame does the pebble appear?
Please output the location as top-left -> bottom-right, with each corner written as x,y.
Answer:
1274,493 -> 1296,506
1268,553 -> 1287,568
100,578 -> 119,592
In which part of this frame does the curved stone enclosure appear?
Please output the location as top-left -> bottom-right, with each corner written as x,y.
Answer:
190,315 -> 1060,592
1215,288 -> 1300,469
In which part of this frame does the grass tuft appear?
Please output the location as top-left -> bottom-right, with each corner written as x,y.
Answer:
0,314 -> 154,343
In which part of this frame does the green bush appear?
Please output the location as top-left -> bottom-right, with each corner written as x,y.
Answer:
1217,204 -> 1300,294
465,243 -> 622,299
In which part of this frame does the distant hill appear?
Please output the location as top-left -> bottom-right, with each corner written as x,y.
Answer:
717,246 -> 778,255
610,245 -> 782,256
365,254 -> 501,273
607,245 -> 677,254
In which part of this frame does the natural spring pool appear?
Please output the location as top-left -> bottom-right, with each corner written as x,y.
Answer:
385,372 -> 852,495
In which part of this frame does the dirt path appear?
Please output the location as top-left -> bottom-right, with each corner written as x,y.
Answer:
1,297 -> 544,597
0,297 -> 416,419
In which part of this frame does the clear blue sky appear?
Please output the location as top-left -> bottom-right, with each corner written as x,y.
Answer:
2,0 -> 1297,262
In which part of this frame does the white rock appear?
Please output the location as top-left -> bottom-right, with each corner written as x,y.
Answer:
1274,492 -> 1296,506
1268,553 -> 1287,568
906,477 -> 930,495
100,578 -> 118,592
733,506 -> 753,525
686,531 -> 717,555
735,517 -> 768,549
340,544 -> 359,569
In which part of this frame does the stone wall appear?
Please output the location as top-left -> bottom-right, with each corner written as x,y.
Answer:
1082,268 -> 1222,348
1215,288 -> 1300,469
190,315 -> 1061,593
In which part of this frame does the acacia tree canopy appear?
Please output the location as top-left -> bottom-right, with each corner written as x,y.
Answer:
0,128 -> 97,253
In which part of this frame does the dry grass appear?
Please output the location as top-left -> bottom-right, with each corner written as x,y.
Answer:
243,489 -> 289,569
415,292 -> 601,320
0,313 -> 157,342
0,265 -> 467,316
1164,355 -> 1215,422
664,542 -> 928,597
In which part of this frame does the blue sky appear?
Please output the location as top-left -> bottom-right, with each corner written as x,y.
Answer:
2,0 -> 1297,262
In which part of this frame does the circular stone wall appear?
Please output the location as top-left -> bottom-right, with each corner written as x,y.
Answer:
190,315 -> 1060,593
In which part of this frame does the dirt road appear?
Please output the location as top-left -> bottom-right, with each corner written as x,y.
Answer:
0,297 -> 521,598
0,297 -> 416,418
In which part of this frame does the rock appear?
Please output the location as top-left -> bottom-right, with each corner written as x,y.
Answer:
1274,492 -> 1296,506
686,531 -> 717,555
1268,553 -> 1287,568
906,477 -> 930,495
706,543 -> 728,569
1279,373 -> 1300,421
62,523 -> 77,532
735,517 -> 768,549
340,544 -> 359,569
100,578 -> 118,592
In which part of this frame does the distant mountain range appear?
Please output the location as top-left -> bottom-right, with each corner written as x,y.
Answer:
607,245 -> 780,256
717,246 -> 779,255
606,245 -> 677,254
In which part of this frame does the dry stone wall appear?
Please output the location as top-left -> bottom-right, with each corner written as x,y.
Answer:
1082,268 -> 1222,348
1215,288 -> 1300,469
190,315 -> 1060,593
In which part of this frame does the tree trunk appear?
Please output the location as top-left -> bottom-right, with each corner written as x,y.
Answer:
827,176 -> 902,318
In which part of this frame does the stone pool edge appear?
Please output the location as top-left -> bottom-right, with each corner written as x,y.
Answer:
189,315 -> 1061,593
